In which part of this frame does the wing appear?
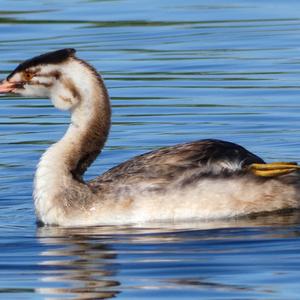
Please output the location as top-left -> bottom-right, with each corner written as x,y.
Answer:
89,139 -> 264,191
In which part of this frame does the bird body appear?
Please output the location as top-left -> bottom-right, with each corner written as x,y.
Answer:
0,49 -> 300,227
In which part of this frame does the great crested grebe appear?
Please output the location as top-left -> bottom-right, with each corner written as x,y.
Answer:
0,48 -> 300,227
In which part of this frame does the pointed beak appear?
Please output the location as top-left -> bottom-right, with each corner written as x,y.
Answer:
0,79 -> 16,94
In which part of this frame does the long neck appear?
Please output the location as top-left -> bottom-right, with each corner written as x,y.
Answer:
34,61 -> 111,222
64,77 -> 111,182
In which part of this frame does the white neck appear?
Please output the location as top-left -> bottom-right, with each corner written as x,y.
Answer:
34,59 -> 110,224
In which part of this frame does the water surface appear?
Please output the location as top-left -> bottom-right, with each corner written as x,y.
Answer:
0,0 -> 300,299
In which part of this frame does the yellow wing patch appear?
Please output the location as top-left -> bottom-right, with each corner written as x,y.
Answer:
249,162 -> 300,177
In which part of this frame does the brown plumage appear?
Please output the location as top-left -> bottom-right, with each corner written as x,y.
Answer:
90,139 -> 264,189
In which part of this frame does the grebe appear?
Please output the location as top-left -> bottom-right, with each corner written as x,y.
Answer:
0,49 -> 300,227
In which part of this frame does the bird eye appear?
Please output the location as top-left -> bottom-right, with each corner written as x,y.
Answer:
23,71 -> 34,81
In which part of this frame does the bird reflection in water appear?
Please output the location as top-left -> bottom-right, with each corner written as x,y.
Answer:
36,227 -> 121,300
36,210 -> 300,299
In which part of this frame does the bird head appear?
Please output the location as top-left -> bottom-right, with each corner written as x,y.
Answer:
0,48 -> 85,110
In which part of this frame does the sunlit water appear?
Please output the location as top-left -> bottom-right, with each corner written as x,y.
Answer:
1,0 -> 300,299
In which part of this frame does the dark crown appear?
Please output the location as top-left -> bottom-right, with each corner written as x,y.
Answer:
7,48 -> 76,80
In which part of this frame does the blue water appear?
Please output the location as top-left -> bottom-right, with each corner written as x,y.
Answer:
1,0 -> 300,299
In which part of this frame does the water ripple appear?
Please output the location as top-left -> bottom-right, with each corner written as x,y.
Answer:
1,0 -> 300,299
